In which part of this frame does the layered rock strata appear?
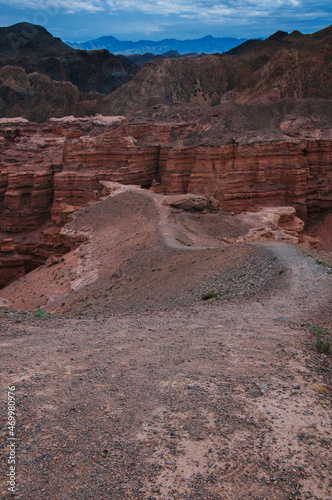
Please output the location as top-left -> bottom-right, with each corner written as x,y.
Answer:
0,103 -> 331,286
0,238 -> 25,287
159,139 -> 332,219
1,108 -> 331,234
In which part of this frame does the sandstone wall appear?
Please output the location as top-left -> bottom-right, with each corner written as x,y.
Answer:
1,117 -> 331,236
159,140 -> 332,219
0,238 -> 25,288
0,114 -> 331,288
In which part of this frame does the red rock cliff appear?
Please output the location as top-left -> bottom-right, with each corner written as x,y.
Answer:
159,139 -> 332,219
0,102 -> 331,231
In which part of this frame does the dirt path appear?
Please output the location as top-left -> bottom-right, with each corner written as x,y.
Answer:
152,194 -> 215,251
1,238 -> 331,499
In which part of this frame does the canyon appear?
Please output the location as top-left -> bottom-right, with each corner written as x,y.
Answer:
0,22 -> 331,500
0,99 -> 331,288
0,23 -> 331,289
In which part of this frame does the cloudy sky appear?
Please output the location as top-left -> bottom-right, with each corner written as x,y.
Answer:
0,0 -> 331,42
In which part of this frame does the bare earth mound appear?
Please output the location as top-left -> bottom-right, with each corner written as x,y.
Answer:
0,188 -> 304,314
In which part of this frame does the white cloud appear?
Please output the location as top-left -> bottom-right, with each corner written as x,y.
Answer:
0,0 -> 308,22
105,0 -> 302,18
4,0 -> 105,13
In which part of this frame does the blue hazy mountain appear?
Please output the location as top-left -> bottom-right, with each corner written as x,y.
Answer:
67,35 -> 247,55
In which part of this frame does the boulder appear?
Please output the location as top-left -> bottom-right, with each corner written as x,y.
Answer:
165,194 -> 208,211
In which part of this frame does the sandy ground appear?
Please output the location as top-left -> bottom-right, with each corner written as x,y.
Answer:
0,190 -> 331,499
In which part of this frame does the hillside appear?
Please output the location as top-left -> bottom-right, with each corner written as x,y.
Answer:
0,22 -> 71,57
0,23 -> 331,121
101,25 -> 332,115
0,23 -> 138,96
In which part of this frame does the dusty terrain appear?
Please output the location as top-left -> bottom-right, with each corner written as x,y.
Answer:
0,187 -> 331,499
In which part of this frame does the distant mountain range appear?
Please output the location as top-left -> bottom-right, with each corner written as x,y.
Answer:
67,35 -> 248,55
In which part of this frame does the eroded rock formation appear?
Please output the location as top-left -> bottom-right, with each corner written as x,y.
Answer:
0,238 -> 25,287
0,100 -> 331,287
159,139 -> 332,219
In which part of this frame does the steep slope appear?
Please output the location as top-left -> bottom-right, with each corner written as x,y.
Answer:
101,55 -> 251,115
102,25 -> 332,115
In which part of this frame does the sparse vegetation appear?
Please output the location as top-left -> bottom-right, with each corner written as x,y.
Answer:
176,237 -> 191,246
201,291 -> 220,300
316,338 -> 331,354
309,323 -> 325,337
309,323 -> 331,355
35,310 -> 52,318
181,223 -> 198,235
316,259 -> 332,269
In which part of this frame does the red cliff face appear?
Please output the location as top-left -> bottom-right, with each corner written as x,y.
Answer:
0,238 -> 25,287
159,139 -> 332,219
0,169 -> 54,231
0,101 -> 331,287
1,105 -> 331,234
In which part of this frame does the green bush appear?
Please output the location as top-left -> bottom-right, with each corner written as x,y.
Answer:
316,338 -> 331,354
35,310 -> 51,318
201,291 -> 220,300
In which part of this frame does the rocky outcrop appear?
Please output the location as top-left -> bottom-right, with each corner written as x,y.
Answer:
0,102 -> 331,287
159,139 -> 332,219
163,194 -> 220,212
0,66 -> 86,123
0,238 -> 25,287
221,207 -> 305,245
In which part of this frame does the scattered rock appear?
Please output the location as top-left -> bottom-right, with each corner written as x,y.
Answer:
45,255 -> 60,267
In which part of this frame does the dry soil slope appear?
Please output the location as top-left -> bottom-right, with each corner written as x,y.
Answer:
0,200 -> 331,499
0,189 -> 285,315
